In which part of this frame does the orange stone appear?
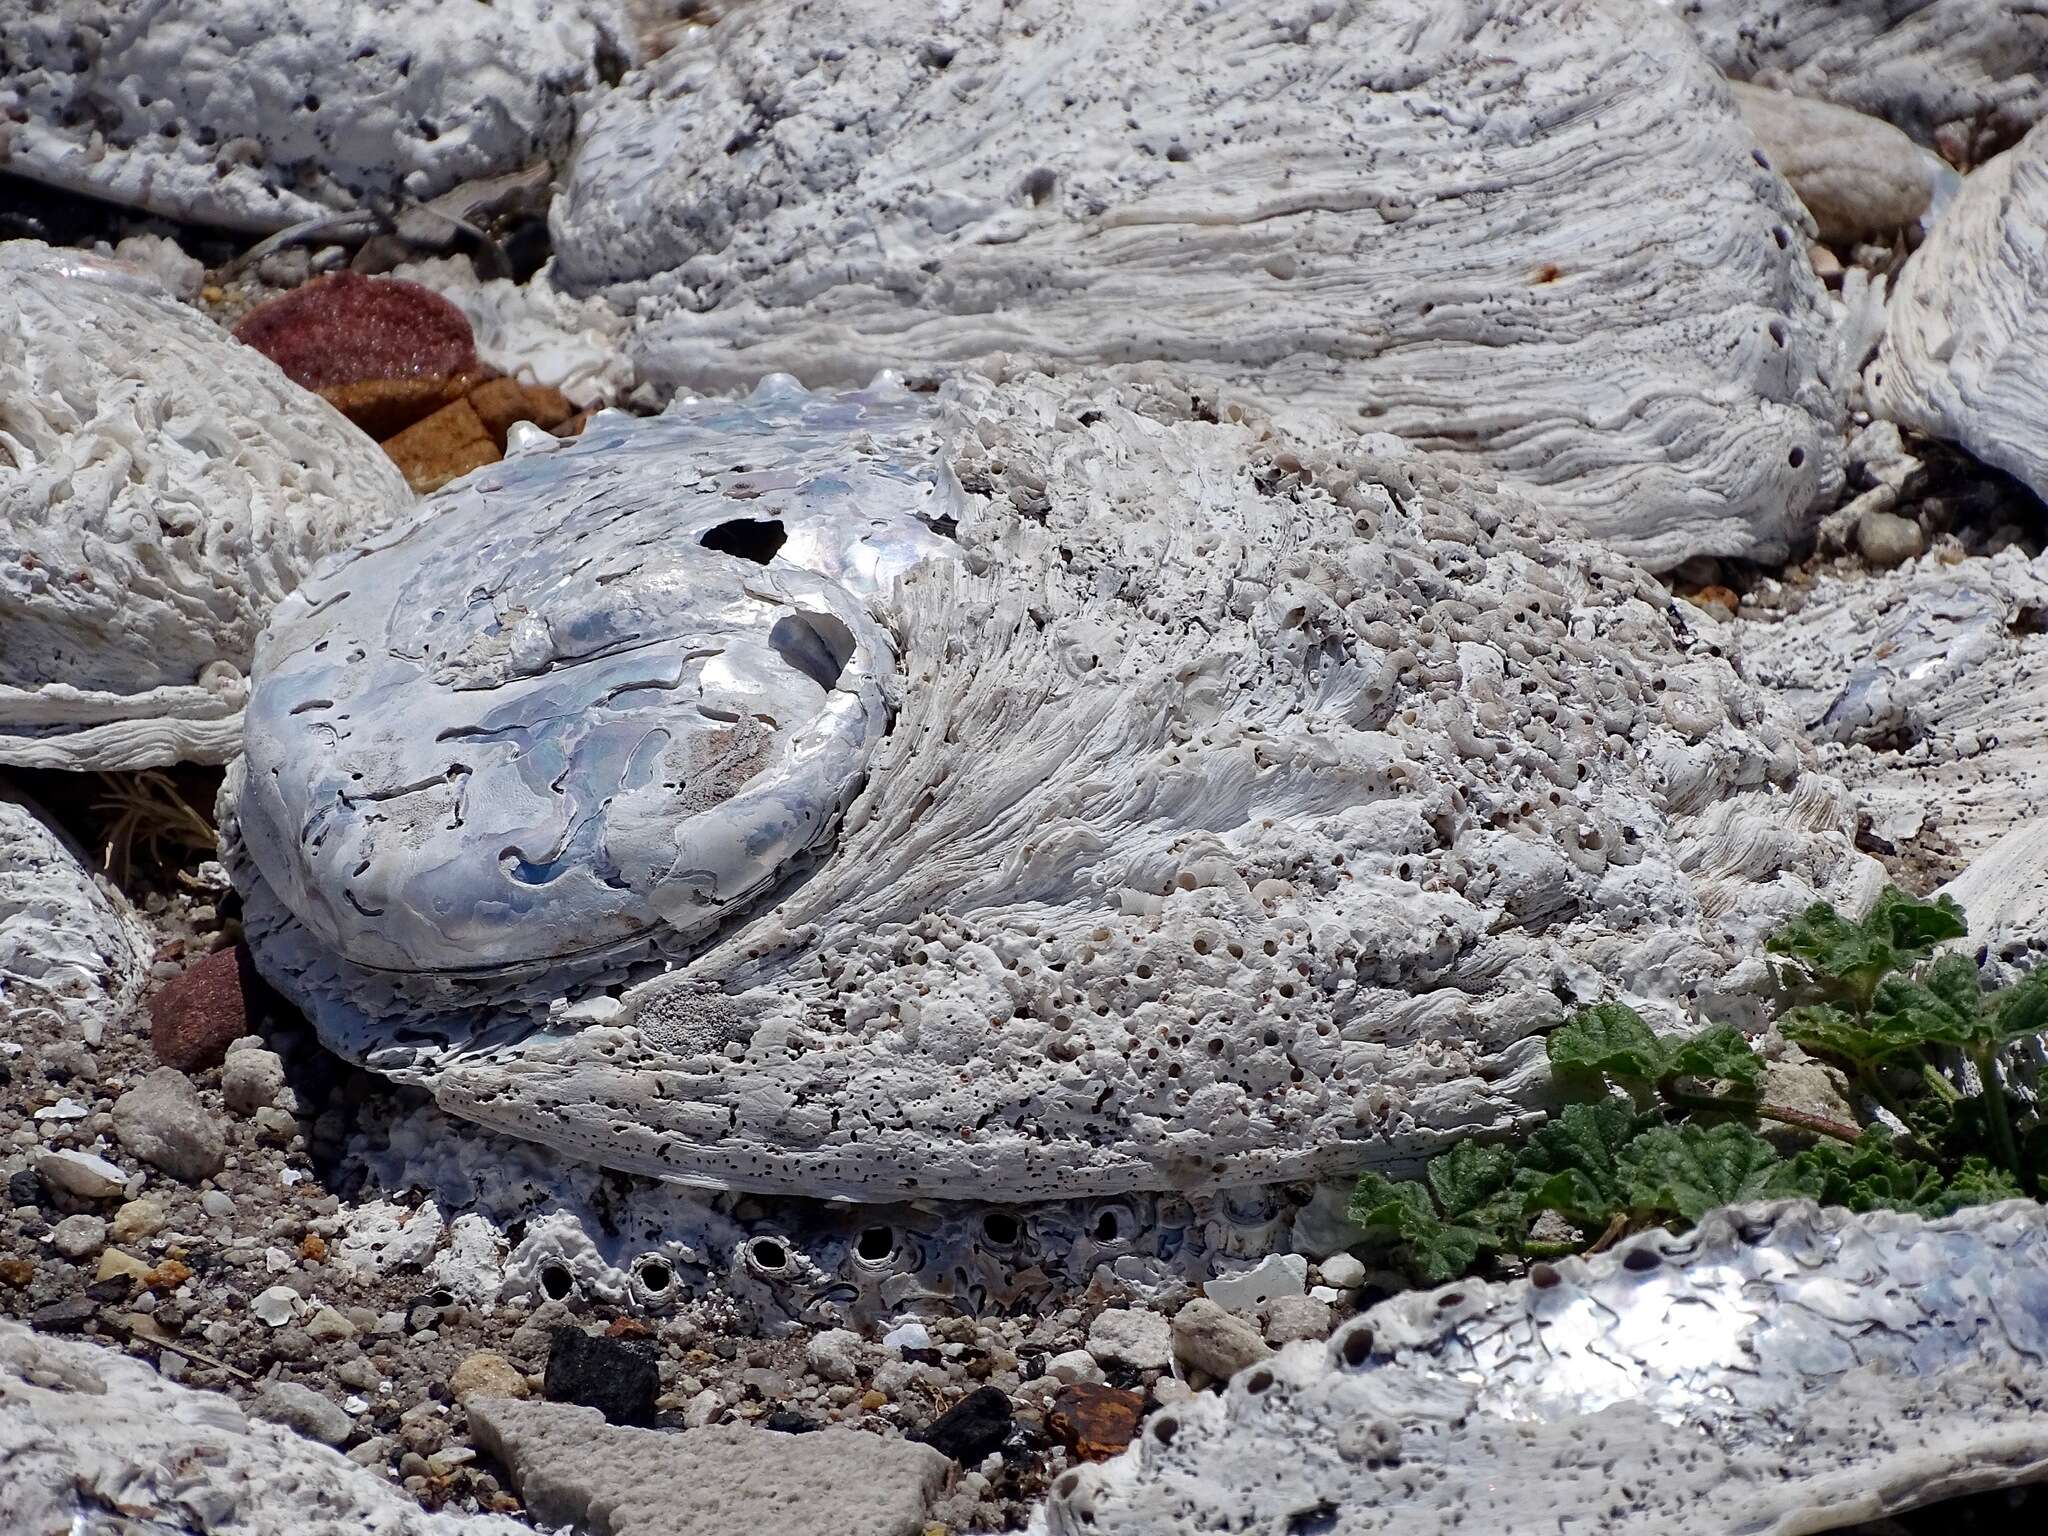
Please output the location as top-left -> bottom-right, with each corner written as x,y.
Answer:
319,374 -> 477,439
1049,1382 -> 1145,1461
299,1234 -> 328,1262
381,397 -> 501,494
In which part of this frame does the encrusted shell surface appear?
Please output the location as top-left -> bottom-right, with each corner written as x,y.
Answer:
1871,122 -> 2048,499
1672,0 -> 2048,149
0,794 -> 149,1040
1044,1199 -> 2048,1535
552,0 -> 1843,571
0,0 -> 635,232
0,241 -> 415,769
229,370 -> 1873,1202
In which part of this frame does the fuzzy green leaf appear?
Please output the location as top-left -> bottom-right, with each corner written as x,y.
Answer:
1767,901 -> 1895,1011
1941,1156 -> 2025,1211
1518,1100 -> 1648,1224
1779,1003 -> 1930,1075
1783,1131 -> 1948,1216
1547,1003 -> 1666,1088
1616,1121 -> 1789,1222
1348,1171 -> 1502,1284
1662,1025 -> 1763,1093
1861,887 -> 1967,954
1426,1140 -> 1518,1216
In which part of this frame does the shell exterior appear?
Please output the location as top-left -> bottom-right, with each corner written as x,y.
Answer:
0,794 -> 149,1042
0,240 -> 416,769
0,1319 -> 526,1536
1872,122 -> 2048,499
1673,0 -> 2048,148
1044,1200 -> 2048,1535
0,0 -> 634,233
551,0 -> 1843,571
228,370 -> 1872,1203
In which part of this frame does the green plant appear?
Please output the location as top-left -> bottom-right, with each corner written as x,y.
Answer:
1346,888 -> 2046,1286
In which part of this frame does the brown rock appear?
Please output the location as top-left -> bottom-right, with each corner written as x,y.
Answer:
467,377 -> 578,449
452,1350 -> 531,1404
1049,1382 -> 1145,1461
382,397 -> 501,494
554,411 -> 593,439
318,374 -> 479,440
233,273 -> 478,437
299,1234 -> 328,1263
0,1258 -> 33,1287
150,945 -> 269,1073
144,1258 -> 193,1292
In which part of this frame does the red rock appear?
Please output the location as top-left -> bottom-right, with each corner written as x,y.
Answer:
233,274 -> 480,435
1049,1382 -> 1146,1461
149,944 -> 265,1072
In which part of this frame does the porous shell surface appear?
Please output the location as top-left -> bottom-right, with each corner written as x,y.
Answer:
0,794 -> 149,1040
0,241 -> 415,769
552,0 -> 1843,570
229,369 -> 1873,1203
0,0 -> 635,232
1871,123 -> 2048,499
1671,0 -> 2048,149
0,1319 -> 524,1535
1043,1200 -> 2048,1535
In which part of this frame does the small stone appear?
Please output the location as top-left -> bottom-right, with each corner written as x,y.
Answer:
859,1389 -> 888,1412
36,1149 -> 127,1201
806,1327 -> 866,1385
112,1070 -> 226,1184
1856,509 -> 1925,568
910,1385 -> 1013,1465
222,1043 -> 288,1115
452,1350 -> 530,1404
149,946 -> 266,1072
1316,1253 -> 1366,1290
252,1285 -> 301,1327
1262,1294 -> 1333,1345
381,397 -> 500,494
883,1321 -> 933,1354
7,1169 -> 42,1207
306,1306 -> 357,1342
1172,1299 -> 1272,1380
1203,1253 -> 1308,1311
96,1248 -> 152,1284
0,1258 -> 33,1287
49,1213 -> 108,1259
1151,1378 -> 1194,1407
1044,1349 -> 1106,1386
1086,1308 -> 1173,1371
143,1258 -> 192,1292
682,1387 -> 724,1427
764,1408 -> 821,1434
28,1295 -> 95,1332
1050,1382 -> 1146,1461
202,1190 -> 234,1219
254,1380 -> 355,1448
110,1199 -> 166,1245
544,1328 -> 658,1426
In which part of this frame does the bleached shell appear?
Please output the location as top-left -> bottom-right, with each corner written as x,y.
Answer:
551,0 -> 1842,571
1044,1200 -> 2048,1536
1671,0 -> 2048,148
1871,124 -> 2048,499
229,370 -> 1871,1203
1732,545 -> 2048,875
0,1320 -> 524,1536
0,0 -> 634,233
0,794 -> 149,1039
0,240 -> 414,769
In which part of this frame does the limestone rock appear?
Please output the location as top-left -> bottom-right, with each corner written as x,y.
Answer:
34,1150 -> 127,1202
225,372 -> 1871,1203
1170,1300 -> 1270,1382
0,1 -> 636,232
0,1319 -> 523,1534
467,1396 -> 953,1536
1086,1310 -> 1173,1373
554,0 -> 1843,569
1049,1201 -> 2048,1535
1731,84 -> 1952,242
48,1214 -> 106,1260
112,1069 -> 227,1184
450,1351 -> 530,1404
1871,124 -> 2048,500
221,1040 -> 289,1116
0,794 -> 149,1041
1673,0 -> 2048,154
0,241 -> 414,769
252,1380 -> 355,1448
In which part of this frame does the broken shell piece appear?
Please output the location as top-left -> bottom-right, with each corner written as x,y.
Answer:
0,1 -> 637,232
555,0 -> 1842,570
0,241 -> 414,769
1871,122 -> 2048,500
229,371 -> 1869,1203
250,1286 -> 300,1327
1049,1200 -> 2048,1535
0,794 -> 150,1040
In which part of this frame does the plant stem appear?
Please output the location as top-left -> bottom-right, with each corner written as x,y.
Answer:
1918,1064 -> 1962,1104
1973,1046 -> 2023,1183
1666,1090 -> 1862,1144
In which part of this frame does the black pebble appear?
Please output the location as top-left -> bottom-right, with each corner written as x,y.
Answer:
8,1169 -> 42,1207
543,1327 -> 659,1426
29,1295 -> 96,1334
910,1385 -> 1014,1464
764,1409 -> 821,1434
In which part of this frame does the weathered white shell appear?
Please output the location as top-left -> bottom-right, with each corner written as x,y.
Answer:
0,793 -> 149,1041
230,370 -> 1871,1203
1871,123 -> 2048,499
1672,0 -> 2048,148
553,0 -> 1843,570
1046,1199 -> 2048,1535
0,1319 -> 525,1536
0,0 -> 634,232
0,240 -> 415,769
